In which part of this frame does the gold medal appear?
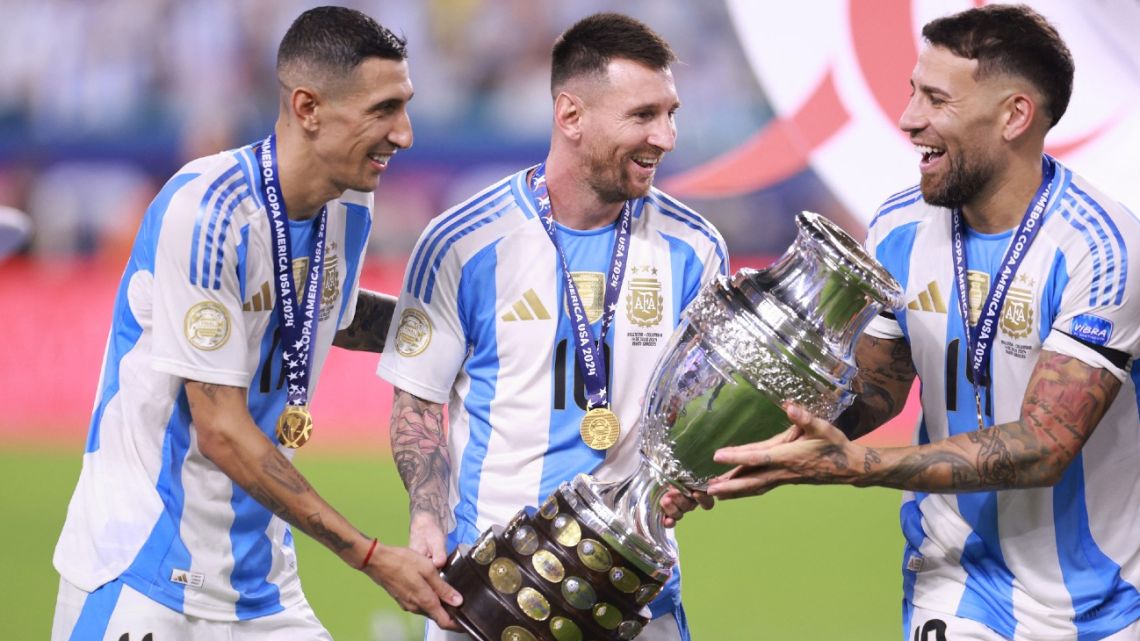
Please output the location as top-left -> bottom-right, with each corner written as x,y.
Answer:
579,407 -> 620,450
276,405 -> 313,448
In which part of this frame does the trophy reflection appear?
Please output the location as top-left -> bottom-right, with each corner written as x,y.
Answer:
441,211 -> 904,641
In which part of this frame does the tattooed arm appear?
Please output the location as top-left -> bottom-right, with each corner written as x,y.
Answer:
390,387 -> 452,569
185,381 -> 461,626
834,335 -> 917,439
333,289 -> 396,352
708,350 -> 1121,498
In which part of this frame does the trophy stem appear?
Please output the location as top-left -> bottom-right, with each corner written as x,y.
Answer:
596,457 -> 674,550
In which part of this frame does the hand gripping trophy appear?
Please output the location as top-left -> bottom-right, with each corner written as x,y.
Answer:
441,211 -> 904,641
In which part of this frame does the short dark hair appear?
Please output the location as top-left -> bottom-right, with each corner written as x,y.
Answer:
551,13 -> 676,93
277,6 -> 406,85
922,4 -> 1073,128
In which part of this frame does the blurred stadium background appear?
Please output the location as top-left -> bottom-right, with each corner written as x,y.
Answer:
2,1 -> 1137,639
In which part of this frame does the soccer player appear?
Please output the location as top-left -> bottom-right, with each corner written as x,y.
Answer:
378,13 -> 727,641
50,7 -> 462,640
708,5 -> 1140,640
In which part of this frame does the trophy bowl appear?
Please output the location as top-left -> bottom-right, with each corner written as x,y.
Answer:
441,211 -> 904,641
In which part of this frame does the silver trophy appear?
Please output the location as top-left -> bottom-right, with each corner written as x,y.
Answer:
442,211 -> 904,641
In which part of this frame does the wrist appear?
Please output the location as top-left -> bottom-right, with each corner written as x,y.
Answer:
357,537 -> 379,570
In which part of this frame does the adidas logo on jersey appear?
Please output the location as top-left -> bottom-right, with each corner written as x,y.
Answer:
907,281 -> 947,314
501,289 -> 552,322
242,281 -> 273,312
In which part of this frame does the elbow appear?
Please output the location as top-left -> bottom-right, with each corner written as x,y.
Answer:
1026,451 -> 1078,488
194,419 -> 237,465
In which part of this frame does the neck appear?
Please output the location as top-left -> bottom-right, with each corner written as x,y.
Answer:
542,155 -> 625,231
273,122 -> 338,221
960,154 -> 1045,234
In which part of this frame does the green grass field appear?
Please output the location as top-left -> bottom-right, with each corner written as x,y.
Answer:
4,447 -> 904,640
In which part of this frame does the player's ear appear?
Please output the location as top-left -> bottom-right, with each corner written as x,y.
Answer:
553,92 -> 583,142
290,86 -> 321,133
1001,92 -> 1036,143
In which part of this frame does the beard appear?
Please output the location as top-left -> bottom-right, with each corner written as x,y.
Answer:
921,148 -> 995,209
584,145 -> 656,203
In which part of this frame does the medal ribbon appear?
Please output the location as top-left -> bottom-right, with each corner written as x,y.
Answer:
950,157 -> 1054,424
259,134 -> 327,409
530,162 -> 631,410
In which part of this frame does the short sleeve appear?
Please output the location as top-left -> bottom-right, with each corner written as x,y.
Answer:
150,189 -> 251,387
377,228 -> 469,404
1042,236 -> 1140,382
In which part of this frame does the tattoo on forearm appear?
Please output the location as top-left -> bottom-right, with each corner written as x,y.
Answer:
391,390 -> 451,526
262,448 -> 312,494
837,336 -> 916,439
306,512 -> 354,552
333,290 -> 396,352
865,351 -> 1119,492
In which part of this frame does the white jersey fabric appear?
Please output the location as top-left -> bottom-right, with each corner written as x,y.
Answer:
53,143 -> 371,622
378,166 -> 727,624
865,156 -> 1140,640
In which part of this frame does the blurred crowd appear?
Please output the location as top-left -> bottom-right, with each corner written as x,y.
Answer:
0,0 -> 802,262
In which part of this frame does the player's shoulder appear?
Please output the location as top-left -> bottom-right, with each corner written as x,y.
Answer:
1047,160 -> 1140,240
416,167 -> 532,255
642,187 -> 726,249
158,146 -> 262,226
866,183 -> 943,240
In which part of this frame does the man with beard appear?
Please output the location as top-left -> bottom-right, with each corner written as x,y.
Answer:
377,13 -> 726,641
708,5 -> 1140,641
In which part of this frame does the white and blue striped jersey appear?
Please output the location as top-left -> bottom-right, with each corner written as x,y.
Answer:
53,144 -> 372,620
377,166 -> 728,620
865,157 -> 1140,639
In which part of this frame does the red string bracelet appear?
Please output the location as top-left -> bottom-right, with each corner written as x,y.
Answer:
358,538 -> 379,570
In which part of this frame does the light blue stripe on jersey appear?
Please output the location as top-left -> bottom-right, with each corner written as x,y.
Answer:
88,173 -> 198,454
662,233 -> 705,326
900,497 -> 926,634
947,230 -> 1016,637
448,242 -> 502,550
407,179 -> 512,302
223,214 -> 318,618
190,165 -> 242,288
538,223 -> 615,501
1054,455 -> 1140,639
1067,182 -> 1128,306
68,578 -> 124,641
1040,250 -> 1069,342
649,191 -> 728,270
121,390 -> 195,612
871,221 -> 918,340
230,485 -> 282,619
339,203 -> 372,321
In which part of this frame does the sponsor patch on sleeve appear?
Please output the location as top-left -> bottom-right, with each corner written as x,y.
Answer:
1070,313 -> 1113,346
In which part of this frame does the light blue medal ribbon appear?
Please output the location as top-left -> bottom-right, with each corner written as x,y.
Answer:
259,134 -> 328,447
530,163 -> 631,449
950,157 -> 1054,428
